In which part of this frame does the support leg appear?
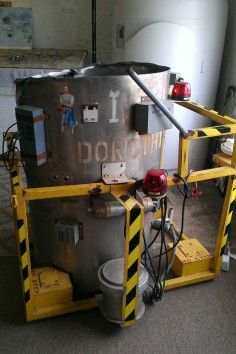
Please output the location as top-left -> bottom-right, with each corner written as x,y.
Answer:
112,193 -> 144,327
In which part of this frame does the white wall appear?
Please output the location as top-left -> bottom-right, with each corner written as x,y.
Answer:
216,0 -> 236,115
31,0 -> 114,63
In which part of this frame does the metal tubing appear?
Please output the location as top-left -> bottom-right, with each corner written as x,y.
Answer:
127,67 -> 190,136
92,0 -> 96,63
92,200 -> 156,218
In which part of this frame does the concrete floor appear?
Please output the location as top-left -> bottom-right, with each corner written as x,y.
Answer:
0,167 -> 236,353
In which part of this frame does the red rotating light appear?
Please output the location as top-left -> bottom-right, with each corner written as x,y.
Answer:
172,78 -> 191,101
143,168 -> 167,197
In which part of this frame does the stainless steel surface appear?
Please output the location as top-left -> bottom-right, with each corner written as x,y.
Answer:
17,62 -> 170,185
97,258 -> 148,323
128,66 -> 189,136
102,258 -> 124,285
16,62 -> 170,297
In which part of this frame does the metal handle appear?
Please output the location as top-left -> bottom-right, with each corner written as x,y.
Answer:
128,66 -> 190,137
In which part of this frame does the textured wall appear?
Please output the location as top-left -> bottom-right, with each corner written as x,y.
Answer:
31,0 -> 114,63
216,0 -> 236,116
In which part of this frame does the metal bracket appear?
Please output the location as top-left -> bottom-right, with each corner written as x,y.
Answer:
102,162 -> 130,184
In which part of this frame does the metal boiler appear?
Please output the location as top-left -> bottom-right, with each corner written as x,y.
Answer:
16,62 -> 170,299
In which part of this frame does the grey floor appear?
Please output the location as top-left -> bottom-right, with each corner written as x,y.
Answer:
0,167 -> 236,354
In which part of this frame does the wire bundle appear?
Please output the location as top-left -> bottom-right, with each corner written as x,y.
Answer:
141,175 -> 189,302
1,123 -> 26,174
142,196 -> 168,301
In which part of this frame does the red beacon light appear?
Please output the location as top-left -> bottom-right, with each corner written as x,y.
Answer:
172,78 -> 191,101
143,168 -> 167,198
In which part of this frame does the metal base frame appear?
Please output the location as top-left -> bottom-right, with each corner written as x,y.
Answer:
7,101 -> 236,325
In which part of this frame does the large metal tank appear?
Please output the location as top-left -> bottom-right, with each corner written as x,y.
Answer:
16,62 -> 170,297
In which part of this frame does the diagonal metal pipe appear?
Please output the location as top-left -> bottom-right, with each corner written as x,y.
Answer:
128,66 -> 191,136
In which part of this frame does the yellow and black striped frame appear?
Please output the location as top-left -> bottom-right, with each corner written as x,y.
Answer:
112,193 -> 144,326
6,101 -> 236,325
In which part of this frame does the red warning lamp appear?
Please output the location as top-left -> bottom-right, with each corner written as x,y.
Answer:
172,78 -> 191,101
143,168 -> 167,197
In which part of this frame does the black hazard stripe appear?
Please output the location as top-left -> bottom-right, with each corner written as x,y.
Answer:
126,286 -> 137,306
17,219 -> 24,229
16,218 -> 30,303
20,239 -> 27,257
120,194 -> 130,202
215,126 -> 231,134
125,310 -> 135,322
22,266 -> 30,303
130,203 -> 141,224
229,198 -> 235,214
24,290 -> 30,303
220,188 -> 236,256
220,245 -> 226,257
225,223 -> 232,238
129,232 -> 140,254
11,170 -> 19,186
128,259 -> 138,280
119,194 -> 142,323
197,130 -> 207,137
22,265 -> 29,281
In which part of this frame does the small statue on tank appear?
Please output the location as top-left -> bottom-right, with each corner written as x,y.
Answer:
58,84 -> 78,135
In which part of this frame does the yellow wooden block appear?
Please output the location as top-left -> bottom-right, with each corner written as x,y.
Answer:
167,239 -> 212,277
32,267 -> 72,309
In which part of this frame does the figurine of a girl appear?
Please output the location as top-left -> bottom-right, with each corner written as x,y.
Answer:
58,84 -> 78,134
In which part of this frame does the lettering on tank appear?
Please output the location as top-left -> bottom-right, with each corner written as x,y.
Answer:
109,90 -> 120,123
77,132 -> 162,164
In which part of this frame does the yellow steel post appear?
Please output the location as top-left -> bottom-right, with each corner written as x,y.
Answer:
10,169 -> 34,321
177,134 -> 190,178
212,177 -> 236,274
5,133 -> 34,320
212,126 -> 236,274
112,193 -> 144,327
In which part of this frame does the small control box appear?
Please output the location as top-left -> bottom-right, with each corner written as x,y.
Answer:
167,238 -> 212,277
134,100 -> 173,135
55,219 -> 82,245
32,267 -> 72,308
15,105 -> 47,166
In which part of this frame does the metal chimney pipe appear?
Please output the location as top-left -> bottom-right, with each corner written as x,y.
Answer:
92,0 -> 96,63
